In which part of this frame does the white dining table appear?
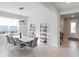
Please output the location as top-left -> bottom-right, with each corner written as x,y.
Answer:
13,35 -> 34,42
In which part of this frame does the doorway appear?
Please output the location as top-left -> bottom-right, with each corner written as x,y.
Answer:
60,13 -> 79,48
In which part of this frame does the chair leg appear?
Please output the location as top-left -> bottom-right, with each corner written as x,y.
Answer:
21,48 -> 24,51
27,47 -> 29,52
13,46 -> 16,52
6,43 -> 9,48
36,47 -> 39,57
18,47 -> 23,52
23,47 -> 26,51
26,47 -> 30,53
17,47 -> 20,51
7,43 -> 11,49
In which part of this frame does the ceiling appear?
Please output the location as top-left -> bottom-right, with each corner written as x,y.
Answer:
0,2 -> 79,18
52,2 -> 79,18
61,12 -> 79,19
0,2 -> 44,16
52,2 -> 79,12
1,2 -> 79,15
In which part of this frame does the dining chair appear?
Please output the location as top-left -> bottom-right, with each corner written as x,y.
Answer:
26,37 -> 39,56
6,35 -> 11,48
10,36 -> 16,50
24,37 -> 38,51
31,37 -> 38,48
26,37 -> 38,48
10,37 -> 16,46
32,37 -> 39,56
6,35 -> 11,44
15,38 -> 27,51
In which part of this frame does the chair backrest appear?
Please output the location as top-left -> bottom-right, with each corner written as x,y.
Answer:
10,36 -> 16,45
6,35 -> 11,44
15,38 -> 21,48
32,37 -> 38,48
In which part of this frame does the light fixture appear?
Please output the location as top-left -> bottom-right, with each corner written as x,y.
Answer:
19,7 -> 24,21
19,7 -> 24,38
71,15 -> 74,17
66,1 -> 70,3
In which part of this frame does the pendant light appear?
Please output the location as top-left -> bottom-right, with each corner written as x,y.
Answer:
19,7 -> 24,38
19,7 -> 24,21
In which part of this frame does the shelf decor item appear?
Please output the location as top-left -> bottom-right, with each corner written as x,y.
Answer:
40,23 -> 48,43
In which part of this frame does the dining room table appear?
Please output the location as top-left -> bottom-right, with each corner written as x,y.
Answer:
13,35 -> 34,42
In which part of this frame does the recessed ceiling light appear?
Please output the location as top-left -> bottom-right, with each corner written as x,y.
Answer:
66,1 -> 70,3
72,15 -> 74,17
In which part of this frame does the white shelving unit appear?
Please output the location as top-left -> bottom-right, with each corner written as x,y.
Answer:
29,24 -> 35,38
40,24 -> 48,43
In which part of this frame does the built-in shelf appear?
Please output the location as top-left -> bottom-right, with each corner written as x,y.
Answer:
29,24 -> 35,38
40,24 -> 48,43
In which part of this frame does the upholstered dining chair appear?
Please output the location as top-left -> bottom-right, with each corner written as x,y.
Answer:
10,36 -> 16,50
31,37 -> 38,48
26,37 -> 38,48
10,37 -> 16,46
15,38 -> 27,51
6,35 -> 11,48
25,37 -> 39,56
6,35 -> 11,44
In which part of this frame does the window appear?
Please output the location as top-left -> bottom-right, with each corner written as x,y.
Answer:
0,16 -> 19,34
70,22 -> 76,33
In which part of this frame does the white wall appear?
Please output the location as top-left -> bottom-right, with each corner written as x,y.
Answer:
0,2 -> 60,47
60,17 -> 65,33
26,3 -> 60,47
